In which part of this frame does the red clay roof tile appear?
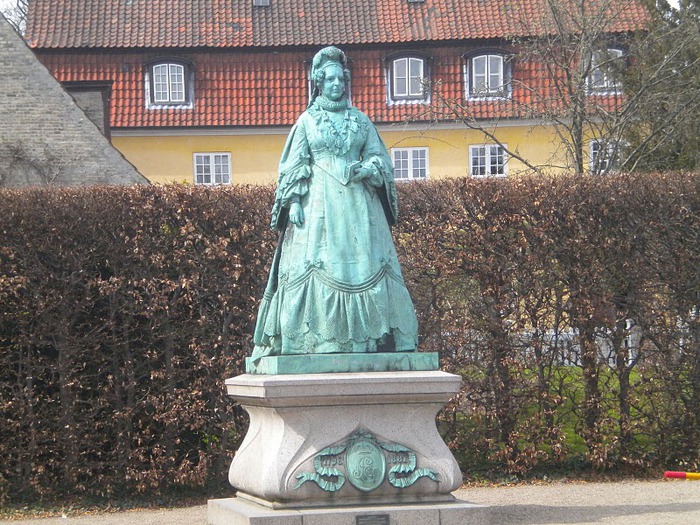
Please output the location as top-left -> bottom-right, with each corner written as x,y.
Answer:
26,0 -> 648,50
30,0 -> 647,129
36,44 -> 605,129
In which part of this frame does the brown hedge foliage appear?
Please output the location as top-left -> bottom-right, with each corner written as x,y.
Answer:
0,185 -> 276,502
0,174 -> 698,502
398,173 -> 700,476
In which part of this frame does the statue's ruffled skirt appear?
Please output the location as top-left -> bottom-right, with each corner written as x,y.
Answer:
251,264 -> 418,362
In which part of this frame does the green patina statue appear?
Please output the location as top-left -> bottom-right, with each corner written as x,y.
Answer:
248,46 -> 435,374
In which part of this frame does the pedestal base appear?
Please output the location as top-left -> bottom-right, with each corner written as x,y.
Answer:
208,496 -> 491,525
226,371 -> 463,508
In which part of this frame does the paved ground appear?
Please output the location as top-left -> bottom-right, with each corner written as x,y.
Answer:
2,480 -> 699,524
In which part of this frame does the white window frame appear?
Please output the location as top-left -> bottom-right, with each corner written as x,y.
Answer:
152,63 -> 186,104
590,140 -> 622,174
469,144 -> 508,178
588,49 -> 624,92
194,153 -> 232,185
391,147 -> 429,181
467,54 -> 510,99
391,57 -> 426,101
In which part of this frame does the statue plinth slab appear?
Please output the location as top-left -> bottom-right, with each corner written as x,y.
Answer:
208,496 -> 491,525
245,352 -> 439,375
226,371 -> 463,509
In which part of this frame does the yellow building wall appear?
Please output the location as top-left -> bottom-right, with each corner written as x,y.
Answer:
112,123 -> 564,185
112,133 -> 287,185
380,124 -> 564,178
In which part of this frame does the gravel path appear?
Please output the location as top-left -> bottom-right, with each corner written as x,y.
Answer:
2,480 -> 699,524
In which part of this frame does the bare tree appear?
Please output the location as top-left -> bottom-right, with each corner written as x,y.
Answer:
1,0 -> 28,35
426,0 -> 699,175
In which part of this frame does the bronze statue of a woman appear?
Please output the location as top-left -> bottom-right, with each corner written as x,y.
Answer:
250,46 -> 419,368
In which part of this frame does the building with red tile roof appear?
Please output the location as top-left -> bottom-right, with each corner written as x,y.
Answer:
26,0 -> 649,184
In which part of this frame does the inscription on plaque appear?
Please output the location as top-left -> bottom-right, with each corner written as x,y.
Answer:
356,514 -> 390,525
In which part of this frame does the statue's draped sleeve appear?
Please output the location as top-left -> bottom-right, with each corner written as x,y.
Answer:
359,118 -> 399,225
270,117 -> 312,230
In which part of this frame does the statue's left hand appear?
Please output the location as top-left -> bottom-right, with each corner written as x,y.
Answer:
352,164 -> 382,186
352,166 -> 373,181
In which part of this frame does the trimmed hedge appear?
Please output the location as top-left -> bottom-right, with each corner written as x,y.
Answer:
0,173 -> 698,503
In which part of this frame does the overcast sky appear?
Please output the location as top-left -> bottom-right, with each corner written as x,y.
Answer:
0,0 -> 16,18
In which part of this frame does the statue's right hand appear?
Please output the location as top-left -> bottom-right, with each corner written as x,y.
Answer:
289,202 -> 304,226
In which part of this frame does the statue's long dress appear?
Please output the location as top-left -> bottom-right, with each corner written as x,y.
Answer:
251,102 -> 418,361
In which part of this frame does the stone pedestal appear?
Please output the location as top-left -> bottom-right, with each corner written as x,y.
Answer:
209,371 -> 490,524
208,496 -> 490,525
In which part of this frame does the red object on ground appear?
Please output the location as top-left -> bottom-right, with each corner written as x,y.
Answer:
665,471 -> 700,480
665,471 -> 687,479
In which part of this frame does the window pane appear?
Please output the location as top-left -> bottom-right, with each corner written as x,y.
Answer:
410,76 -> 422,96
214,155 -> 223,184
169,64 -> 185,102
153,64 -> 169,103
489,55 -> 503,91
473,56 -> 487,93
413,149 -> 427,179
220,155 -> 231,184
195,157 -> 205,184
590,52 -> 605,88
591,141 -> 601,169
473,56 -> 486,76
393,58 -> 408,97
213,154 -> 231,184
392,149 -> 409,179
490,145 -> 504,175
409,58 -> 424,96
395,77 -> 408,97
409,58 -> 423,78
470,146 -> 486,176
395,58 -> 407,78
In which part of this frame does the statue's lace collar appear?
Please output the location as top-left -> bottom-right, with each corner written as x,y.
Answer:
314,95 -> 349,112
309,97 -> 359,157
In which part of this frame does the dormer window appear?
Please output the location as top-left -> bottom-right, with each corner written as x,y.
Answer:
153,63 -> 185,103
465,51 -> 512,99
387,55 -> 429,104
588,49 -> 624,92
145,58 -> 194,108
